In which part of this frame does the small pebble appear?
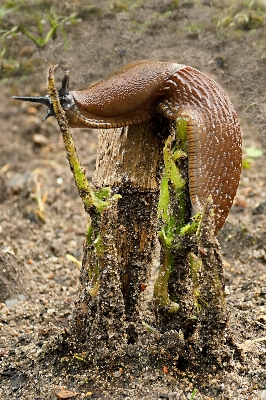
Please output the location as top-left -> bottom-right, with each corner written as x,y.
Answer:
258,390 -> 266,399
32,133 -> 49,146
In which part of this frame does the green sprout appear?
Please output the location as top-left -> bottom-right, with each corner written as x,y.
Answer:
189,388 -> 197,400
243,146 -> 263,169
20,10 -> 80,48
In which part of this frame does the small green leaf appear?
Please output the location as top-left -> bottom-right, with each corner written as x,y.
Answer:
74,353 -> 88,363
245,146 -> 263,159
242,158 -> 251,169
189,388 -> 197,400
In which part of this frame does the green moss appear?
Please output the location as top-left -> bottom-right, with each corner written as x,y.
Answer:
86,224 -> 93,245
155,117 -> 190,313
154,248 -> 180,313
189,252 -> 202,311
180,212 -> 202,237
157,118 -> 188,244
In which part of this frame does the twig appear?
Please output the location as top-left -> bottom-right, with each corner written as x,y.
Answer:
47,65 -> 109,214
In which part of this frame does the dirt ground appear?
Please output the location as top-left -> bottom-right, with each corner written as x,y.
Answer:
1,0 -> 266,398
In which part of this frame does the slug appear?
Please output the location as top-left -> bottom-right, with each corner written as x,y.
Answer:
11,61 -> 242,232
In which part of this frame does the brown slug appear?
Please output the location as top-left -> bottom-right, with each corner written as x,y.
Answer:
11,61 -> 242,232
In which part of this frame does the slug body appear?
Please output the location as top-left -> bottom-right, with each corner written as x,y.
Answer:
12,61 -> 242,232
66,61 -> 242,233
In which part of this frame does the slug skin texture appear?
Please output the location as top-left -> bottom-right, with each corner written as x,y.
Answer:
67,62 -> 242,232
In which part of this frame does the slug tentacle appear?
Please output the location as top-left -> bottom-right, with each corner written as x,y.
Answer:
11,61 -> 242,232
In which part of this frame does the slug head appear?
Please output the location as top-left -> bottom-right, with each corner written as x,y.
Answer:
11,70 -> 75,120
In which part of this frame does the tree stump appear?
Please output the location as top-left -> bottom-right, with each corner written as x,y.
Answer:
73,119 -> 166,360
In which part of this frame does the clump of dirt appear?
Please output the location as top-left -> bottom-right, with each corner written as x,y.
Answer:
1,0 -> 266,399
0,247 -> 26,304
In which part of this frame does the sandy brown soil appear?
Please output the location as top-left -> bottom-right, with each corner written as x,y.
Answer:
1,0 -> 266,398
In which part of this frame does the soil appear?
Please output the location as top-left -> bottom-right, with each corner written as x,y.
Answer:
1,0 -> 266,399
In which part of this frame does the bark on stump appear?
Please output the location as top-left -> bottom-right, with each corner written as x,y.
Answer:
73,119 -> 166,360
